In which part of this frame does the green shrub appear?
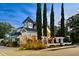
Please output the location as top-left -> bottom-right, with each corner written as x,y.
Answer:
70,32 -> 79,44
0,39 -> 19,47
0,40 -> 5,46
11,41 -> 19,47
0,40 -> 9,46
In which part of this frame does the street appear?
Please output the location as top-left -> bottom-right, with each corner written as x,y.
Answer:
0,45 -> 79,56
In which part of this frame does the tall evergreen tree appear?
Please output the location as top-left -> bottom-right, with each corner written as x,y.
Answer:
50,4 -> 54,38
43,3 -> 47,36
36,3 -> 42,40
60,3 -> 65,37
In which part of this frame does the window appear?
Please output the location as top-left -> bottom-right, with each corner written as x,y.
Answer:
28,22 -> 33,28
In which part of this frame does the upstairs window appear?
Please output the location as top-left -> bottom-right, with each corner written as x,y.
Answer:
28,22 -> 33,28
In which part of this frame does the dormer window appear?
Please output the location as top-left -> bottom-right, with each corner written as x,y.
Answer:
23,17 -> 36,29
28,22 -> 33,28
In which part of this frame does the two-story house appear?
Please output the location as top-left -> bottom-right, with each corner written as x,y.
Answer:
7,16 -> 51,43
5,17 -> 37,42
20,17 -> 37,37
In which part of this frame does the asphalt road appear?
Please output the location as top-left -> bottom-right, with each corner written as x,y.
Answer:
0,45 -> 79,56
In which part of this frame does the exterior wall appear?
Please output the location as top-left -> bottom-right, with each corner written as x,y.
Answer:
23,31 -> 37,37
24,22 -> 28,28
10,36 -> 16,41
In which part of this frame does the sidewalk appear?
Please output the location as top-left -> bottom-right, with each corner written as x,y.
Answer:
42,45 -> 78,51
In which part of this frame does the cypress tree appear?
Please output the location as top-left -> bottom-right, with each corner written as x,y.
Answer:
61,3 -> 65,37
36,3 -> 42,40
50,4 -> 54,38
43,3 -> 47,36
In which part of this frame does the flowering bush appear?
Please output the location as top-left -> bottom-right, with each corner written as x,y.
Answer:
19,35 -> 45,50
19,42 -> 45,50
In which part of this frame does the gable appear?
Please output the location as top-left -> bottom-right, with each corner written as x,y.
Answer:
23,17 -> 35,24
23,17 -> 37,29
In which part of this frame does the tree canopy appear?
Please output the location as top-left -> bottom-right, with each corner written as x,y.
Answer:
66,13 -> 79,43
0,22 -> 13,39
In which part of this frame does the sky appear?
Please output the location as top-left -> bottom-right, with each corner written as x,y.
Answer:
0,3 -> 79,28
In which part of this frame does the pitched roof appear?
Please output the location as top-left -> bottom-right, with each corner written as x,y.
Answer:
23,17 -> 35,24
